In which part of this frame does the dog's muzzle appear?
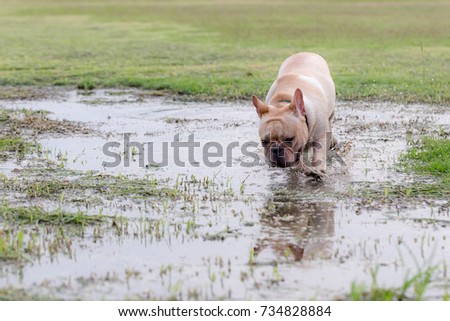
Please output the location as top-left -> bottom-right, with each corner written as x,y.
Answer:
269,145 -> 289,167
268,144 -> 302,168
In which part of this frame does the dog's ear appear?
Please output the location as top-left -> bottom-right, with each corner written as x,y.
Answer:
252,95 -> 269,118
290,88 -> 306,118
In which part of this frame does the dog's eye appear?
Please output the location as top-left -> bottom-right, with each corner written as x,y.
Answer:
284,137 -> 294,146
261,140 -> 269,147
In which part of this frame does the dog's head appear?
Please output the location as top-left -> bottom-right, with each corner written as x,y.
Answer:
252,88 -> 308,167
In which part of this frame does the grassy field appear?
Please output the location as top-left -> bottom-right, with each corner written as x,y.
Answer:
399,136 -> 450,197
0,0 -> 449,103
401,137 -> 450,176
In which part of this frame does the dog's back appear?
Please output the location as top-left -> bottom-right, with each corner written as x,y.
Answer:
266,52 -> 335,114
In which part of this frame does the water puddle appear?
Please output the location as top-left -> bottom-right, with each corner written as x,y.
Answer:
0,90 -> 449,299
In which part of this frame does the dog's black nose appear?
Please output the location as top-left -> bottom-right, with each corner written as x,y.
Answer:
271,145 -> 284,158
270,145 -> 287,167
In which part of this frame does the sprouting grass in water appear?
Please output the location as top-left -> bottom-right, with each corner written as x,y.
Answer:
0,109 -> 36,158
0,136 -> 32,159
1,221 -> 75,262
349,266 -> 437,301
0,203 -> 116,262
249,245 -> 254,266
1,108 -> 90,136
0,287 -> 49,300
0,228 -> 24,260
0,107 -> 91,160
185,218 -> 196,235
0,137 -> 24,153
347,137 -> 450,201
22,174 -> 179,200
0,204 -> 104,226
347,181 -> 449,201
240,175 -> 250,195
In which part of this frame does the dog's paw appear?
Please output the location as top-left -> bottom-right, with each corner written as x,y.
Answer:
303,167 -> 326,180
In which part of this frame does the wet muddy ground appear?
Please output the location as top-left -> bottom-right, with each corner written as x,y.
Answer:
0,90 -> 449,300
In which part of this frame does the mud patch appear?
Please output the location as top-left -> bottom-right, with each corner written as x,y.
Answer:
0,108 -> 94,137
0,87 -> 64,101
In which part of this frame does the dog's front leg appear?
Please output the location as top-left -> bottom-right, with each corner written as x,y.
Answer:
304,136 -> 327,179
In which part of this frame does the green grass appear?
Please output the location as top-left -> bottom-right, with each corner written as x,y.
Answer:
0,136 -> 30,158
0,108 -> 91,160
0,204 -> 106,262
345,180 -> 449,201
0,228 -> 24,260
396,136 -> 450,198
1,109 -> 40,159
0,0 -> 449,103
0,204 -> 104,226
1,108 -> 89,136
350,266 -> 437,301
0,288 -> 49,300
21,175 -> 180,200
400,137 -> 450,176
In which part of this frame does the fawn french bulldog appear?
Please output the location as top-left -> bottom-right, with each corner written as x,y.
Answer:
252,52 -> 336,178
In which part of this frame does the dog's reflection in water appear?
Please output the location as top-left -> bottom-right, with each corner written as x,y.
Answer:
254,177 -> 334,262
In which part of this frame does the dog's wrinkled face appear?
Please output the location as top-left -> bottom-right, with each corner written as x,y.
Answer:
252,88 -> 308,168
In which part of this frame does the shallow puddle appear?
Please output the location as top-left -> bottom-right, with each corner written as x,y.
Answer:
0,90 -> 449,299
